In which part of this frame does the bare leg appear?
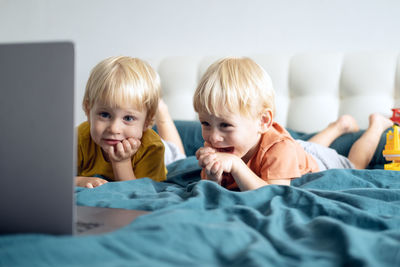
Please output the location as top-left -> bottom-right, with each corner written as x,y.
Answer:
155,99 -> 186,155
348,113 -> 393,169
308,115 -> 360,147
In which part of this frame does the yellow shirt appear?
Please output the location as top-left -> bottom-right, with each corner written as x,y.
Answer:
77,121 -> 166,182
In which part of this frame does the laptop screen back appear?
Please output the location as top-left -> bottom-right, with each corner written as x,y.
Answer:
0,42 -> 75,235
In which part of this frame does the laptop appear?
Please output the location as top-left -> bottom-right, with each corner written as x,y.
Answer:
0,41 -> 148,235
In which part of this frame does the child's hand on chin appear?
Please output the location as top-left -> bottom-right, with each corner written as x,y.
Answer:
106,137 -> 141,162
196,147 -> 238,184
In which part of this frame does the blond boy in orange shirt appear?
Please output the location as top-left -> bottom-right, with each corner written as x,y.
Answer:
194,57 -> 393,191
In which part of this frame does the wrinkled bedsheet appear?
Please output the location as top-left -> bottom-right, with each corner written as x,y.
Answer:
1,157 -> 400,267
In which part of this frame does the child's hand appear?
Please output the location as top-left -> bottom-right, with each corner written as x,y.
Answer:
75,176 -> 108,188
196,147 -> 222,183
196,147 -> 237,184
196,146 -> 216,168
208,152 -> 237,180
106,137 -> 141,163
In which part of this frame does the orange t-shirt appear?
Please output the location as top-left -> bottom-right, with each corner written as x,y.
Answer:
201,122 -> 319,190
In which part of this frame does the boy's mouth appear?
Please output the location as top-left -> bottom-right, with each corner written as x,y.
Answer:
216,147 -> 234,153
103,139 -> 121,146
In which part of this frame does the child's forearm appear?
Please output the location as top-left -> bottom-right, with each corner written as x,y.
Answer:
111,160 -> 136,181
231,160 -> 270,191
231,161 -> 291,190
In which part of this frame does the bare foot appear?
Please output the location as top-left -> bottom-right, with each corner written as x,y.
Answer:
307,114 -> 359,146
368,113 -> 393,132
331,114 -> 359,134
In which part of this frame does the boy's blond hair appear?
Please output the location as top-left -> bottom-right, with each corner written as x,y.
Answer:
83,56 -> 160,126
193,57 -> 275,118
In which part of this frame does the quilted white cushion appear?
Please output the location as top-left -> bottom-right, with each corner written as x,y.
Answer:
154,52 -> 399,133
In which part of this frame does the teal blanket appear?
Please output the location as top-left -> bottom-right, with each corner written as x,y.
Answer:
1,157 -> 400,267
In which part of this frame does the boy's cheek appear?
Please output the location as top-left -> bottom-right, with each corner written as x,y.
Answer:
89,130 -> 100,145
201,131 -> 209,141
132,131 -> 143,140
126,127 -> 143,140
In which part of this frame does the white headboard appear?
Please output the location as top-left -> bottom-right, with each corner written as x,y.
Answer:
4,1 -> 400,132
151,52 -> 400,133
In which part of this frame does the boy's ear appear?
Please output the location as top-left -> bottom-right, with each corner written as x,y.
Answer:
143,115 -> 153,131
144,119 -> 151,130
259,108 -> 273,133
83,100 -> 90,119
143,108 -> 155,130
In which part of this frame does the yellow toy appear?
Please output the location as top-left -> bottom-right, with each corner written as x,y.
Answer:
382,124 -> 400,170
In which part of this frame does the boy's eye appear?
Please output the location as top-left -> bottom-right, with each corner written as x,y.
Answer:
124,115 -> 136,122
201,121 -> 210,127
220,122 -> 232,128
99,112 -> 110,118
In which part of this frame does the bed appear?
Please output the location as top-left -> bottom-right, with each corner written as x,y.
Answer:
1,53 -> 400,266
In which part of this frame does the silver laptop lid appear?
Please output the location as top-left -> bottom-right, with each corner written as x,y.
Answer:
0,42 -> 75,235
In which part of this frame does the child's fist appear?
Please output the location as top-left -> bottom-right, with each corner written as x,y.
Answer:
107,137 -> 141,162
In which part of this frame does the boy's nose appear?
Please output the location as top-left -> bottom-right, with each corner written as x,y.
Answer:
209,130 -> 223,144
109,120 -> 122,133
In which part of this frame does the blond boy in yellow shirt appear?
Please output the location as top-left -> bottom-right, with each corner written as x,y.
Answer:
75,56 -> 166,188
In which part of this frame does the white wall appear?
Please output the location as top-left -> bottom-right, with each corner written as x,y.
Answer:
1,0 -> 400,124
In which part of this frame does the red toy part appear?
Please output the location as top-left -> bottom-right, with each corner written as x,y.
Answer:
390,108 -> 400,125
